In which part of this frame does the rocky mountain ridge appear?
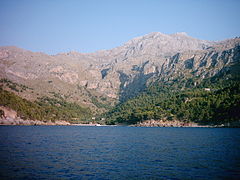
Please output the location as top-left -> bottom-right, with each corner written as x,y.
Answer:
0,32 -> 239,111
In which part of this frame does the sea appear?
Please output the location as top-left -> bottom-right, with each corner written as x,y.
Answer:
0,126 -> 239,179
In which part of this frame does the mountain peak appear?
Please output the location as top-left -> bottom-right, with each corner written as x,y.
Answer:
145,32 -> 166,37
144,32 -> 189,38
172,32 -> 188,36
123,32 -> 213,57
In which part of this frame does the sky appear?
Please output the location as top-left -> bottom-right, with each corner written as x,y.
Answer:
0,0 -> 240,55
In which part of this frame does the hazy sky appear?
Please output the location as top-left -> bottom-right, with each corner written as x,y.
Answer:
0,0 -> 239,54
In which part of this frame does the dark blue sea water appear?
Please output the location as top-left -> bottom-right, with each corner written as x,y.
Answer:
0,126 -> 239,179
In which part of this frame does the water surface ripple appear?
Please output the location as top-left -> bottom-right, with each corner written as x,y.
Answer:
0,126 -> 239,179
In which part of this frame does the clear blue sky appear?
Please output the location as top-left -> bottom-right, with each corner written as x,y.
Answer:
0,0 -> 239,54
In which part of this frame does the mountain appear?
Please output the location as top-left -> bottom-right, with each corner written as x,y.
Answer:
0,32 -> 239,124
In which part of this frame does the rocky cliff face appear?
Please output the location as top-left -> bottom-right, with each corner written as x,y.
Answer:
0,33 -> 239,109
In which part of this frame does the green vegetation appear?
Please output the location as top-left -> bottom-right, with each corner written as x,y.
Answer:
105,73 -> 240,125
0,78 -> 32,92
1,63 -> 239,126
0,88 -> 92,123
90,95 -> 112,110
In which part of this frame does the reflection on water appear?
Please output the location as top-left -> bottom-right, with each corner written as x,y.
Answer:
0,126 -> 239,179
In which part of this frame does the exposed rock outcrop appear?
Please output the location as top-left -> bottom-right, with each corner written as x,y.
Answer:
0,106 -> 70,125
0,33 -> 239,109
0,117 -> 70,125
134,119 -> 240,128
134,119 -> 201,127
0,106 -> 17,119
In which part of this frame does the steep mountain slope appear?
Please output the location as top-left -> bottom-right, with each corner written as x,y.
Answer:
0,46 -> 115,112
103,35 -> 240,125
0,32 -> 239,124
0,33 -> 216,100
105,68 -> 240,125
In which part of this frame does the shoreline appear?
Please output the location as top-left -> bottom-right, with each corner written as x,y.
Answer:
0,117 -> 115,126
0,117 -> 239,128
131,119 -> 240,128
0,117 -> 71,126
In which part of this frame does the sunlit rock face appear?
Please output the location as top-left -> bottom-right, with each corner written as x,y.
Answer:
0,33 -> 239,105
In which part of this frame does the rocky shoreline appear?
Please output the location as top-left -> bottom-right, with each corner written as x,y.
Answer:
0,105 -> 239,127
0,117 -> 70,125
134,120 -> 205,127
0,106 -> 71,125
132,119 -> 238,128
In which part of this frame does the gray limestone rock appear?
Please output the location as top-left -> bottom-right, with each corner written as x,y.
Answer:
0,33 -> 239,108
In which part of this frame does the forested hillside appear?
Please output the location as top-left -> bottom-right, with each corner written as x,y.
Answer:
0,33 -> 239,125
0,87 -> 92,123
105,69 -> 240,125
